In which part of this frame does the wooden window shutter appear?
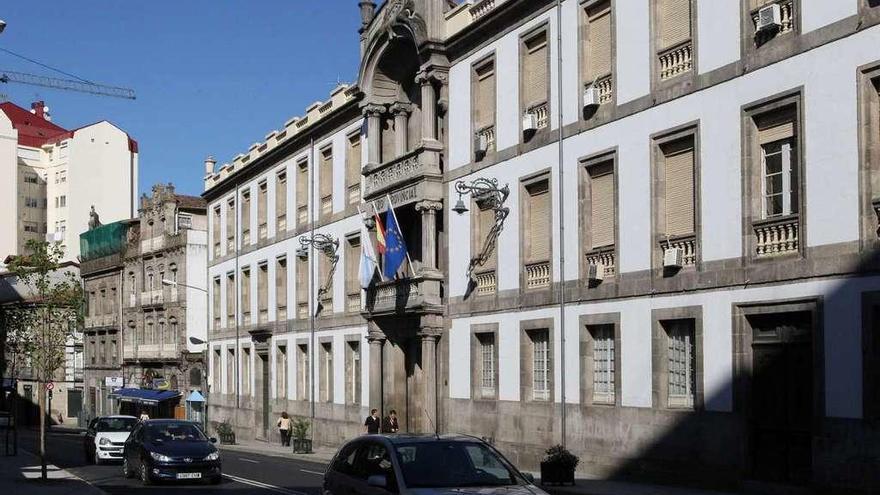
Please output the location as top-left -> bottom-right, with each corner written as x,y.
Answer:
213,208 -> 221,242
241,193 -> 251,232
276,259 -> 287,309
297,162 -> 308,207
590,167 -> 615,249
757,108 -> 796,145
226,275 -> 235,316
522,30 -> 549,108
241,269 -> 250,312
474,60 -> 496,130
258,265 -> 268,311
213,278 -> 221,315
587,2 -> 612,81
258,183 -> 267,223
663,141 -> 696,236
346,237 -> 360,291
658,0 -> 692,50
276,174 -> 287,217
347,135 -> 361,187
527,180 -> 551,261
320,149 -> 333,197
226,202 -> 235,239
297,258 -> 308,301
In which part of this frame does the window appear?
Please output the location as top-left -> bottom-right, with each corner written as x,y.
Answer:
345,235 -> 361,312
276,171 -> 287,231
258,181 -> 268,240
321,342 -> 333,403
242,346 -> 251,395
473,56 -> 497,156
59,195 -> 67,208
860,68 -> 880,242
522,177 -> 551,289
661,137 -> 696,238
241,267 -> 251,324
530,329 -> 551,401
583,159 -> 616,277
276,257 -> 288,321
318,252 -> 332,314
212,277 -> 221,329
59,170 -> 66,183
213,347 -> 221,393
655,0 -> 694,81
212,207 -> 221,256
320,147 -> 333,219
241,190 -> 251,244
145,319 -> 155,345
23,222 -> 39,234
297,343 -> 309,400
757,109 -> 798,219
581,0 -> 613,104
521,28 -> 550,132
258,262 -> 268,324
665,320 -> 696,408
276,344 -> 288,399
226,272 -> 235,328
346,340 -> 361,405
477,332 -> 496,399
296,159 -> 309,227
297,256 -> 309,319
177,213 -> 192,230
24,173 -> 38,184
226,347 -> 236,395
25,197 -> 38,208
346,133 -> 362,205
226,199 -> 235,251
472,203 -> 497,295
591,325 -> 615,404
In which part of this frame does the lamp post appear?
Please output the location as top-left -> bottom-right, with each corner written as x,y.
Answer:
451,178 -> 510,282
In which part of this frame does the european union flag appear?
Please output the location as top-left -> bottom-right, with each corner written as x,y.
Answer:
382,209 -> 408,279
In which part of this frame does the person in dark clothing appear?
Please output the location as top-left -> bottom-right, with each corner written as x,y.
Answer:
382,410 -> 400,433
364,409 -> 381,434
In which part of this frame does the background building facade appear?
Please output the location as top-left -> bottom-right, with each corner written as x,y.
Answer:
205,0 -> 880,492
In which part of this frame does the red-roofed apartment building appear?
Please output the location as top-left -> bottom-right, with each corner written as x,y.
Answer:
0,100 -> 138,261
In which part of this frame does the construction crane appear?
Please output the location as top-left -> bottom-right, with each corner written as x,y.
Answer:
0,70 -> 136,100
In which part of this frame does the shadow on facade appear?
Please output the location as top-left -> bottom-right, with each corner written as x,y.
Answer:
583,249 -> 880,494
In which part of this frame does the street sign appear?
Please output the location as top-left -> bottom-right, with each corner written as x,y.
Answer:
105,376 -> 124,388
45,382 -> 54,391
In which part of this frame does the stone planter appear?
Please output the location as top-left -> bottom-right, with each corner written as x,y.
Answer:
292,438 -> 312,454
540,461 -> 575,485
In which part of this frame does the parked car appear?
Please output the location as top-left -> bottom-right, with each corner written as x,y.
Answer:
83,415 -> 138,465
324,434 -> 546,495
122,419 -> 221,485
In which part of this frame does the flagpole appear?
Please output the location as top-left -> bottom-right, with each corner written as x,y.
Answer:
385,193 -> 416,279
369,200 -> 386,278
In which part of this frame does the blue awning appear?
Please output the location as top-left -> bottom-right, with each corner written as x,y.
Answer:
109,388 -> 181,405
185,391 -> 206,403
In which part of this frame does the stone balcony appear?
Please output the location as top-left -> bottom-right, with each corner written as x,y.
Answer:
362,146 -> 442,203
141,290 -> 164,307
85,314 -> 118,329
364,275 -> 442,316
754,215 -> 799,257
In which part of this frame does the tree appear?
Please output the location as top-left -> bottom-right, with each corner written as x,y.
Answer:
5,240 -> 83,480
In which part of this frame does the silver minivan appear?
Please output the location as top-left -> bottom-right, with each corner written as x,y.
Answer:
323,434 -> 548,495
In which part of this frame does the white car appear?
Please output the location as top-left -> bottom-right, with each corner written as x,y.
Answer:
83,415 -> 139,464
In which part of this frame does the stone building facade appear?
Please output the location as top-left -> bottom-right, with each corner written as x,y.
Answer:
204,1 -> 880,492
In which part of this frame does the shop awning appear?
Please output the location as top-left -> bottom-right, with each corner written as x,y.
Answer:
110,388 -> 181,405
185,391 -> 205,403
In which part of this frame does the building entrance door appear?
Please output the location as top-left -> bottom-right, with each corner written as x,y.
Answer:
749,311 -> 813,485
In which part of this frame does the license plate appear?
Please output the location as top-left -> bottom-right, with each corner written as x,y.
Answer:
176,472 -> 202,480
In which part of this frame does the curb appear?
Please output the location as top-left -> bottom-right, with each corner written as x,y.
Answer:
218,443 -> 333,465
18,448 -> 108,495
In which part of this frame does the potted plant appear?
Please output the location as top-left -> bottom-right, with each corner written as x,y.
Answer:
216,420 -> 236,445
540,444 -> 578,485
291,418 -> 312,454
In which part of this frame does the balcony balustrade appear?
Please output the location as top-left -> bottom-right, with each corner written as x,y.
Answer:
470,0 -> 496,21
530,102 -> 550,130
585,247 -> 616,278
589,75 -> 614,105
365,276 -> 441,315
259,223 -> 268,240
475,125 -> 496,154
754,216 -> 799,257
297,206 -> 308,226
474,270 -> 497,296
140,290 -> 164,307
277,214 -> 287,232
658,40 -> 693,81
660,235 -> 698,266
321,196 -> 333,217
525,261 -> 551,289
753,0 -> 794,46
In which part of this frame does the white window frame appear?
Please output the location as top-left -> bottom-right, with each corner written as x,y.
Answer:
592,326 -> 615,404
667,321 -> 695,408
532,330 -> 550,401
761,139 -> 795,219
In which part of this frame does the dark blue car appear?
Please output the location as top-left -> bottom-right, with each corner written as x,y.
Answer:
122,419 -> 221,485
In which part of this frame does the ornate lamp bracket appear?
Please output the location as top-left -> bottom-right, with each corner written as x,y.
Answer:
297,234 -> 340,299
452,177 -> 510,281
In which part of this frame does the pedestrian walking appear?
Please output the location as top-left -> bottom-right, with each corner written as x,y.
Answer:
277,412 -> 292,446
364,409 -> 381,434
382,410 -> 400,433
139,410 -> 150,421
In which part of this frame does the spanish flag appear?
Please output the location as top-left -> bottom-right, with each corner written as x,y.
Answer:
374,210 -> 387,255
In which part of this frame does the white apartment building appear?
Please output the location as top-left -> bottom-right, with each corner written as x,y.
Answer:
0,101 -> 139,261
204,1 -> 880,492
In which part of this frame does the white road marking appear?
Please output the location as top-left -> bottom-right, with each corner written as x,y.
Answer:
238,457 -> 260,464
299,469 -> 323,476
223,473 -> 310,495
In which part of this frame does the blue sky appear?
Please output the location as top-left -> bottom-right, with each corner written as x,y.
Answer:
0,1 -> 363,197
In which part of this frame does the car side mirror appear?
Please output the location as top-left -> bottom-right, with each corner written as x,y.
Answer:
367,475 -> 387,488
209,437 -> 217,444
522,473 -> 535,484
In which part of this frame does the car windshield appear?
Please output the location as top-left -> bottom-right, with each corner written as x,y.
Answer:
146,423 -> 207,443
395,441 -> 521,488
95,417 -> 137,433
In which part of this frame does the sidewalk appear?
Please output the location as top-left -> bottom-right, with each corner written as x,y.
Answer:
0,450 -> 104,495
218,438 -> 336,465
542,479 -> 743,495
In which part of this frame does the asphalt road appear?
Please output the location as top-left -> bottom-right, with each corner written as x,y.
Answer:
17,428 -> 328,494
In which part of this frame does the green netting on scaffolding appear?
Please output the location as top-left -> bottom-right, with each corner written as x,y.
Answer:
79,221 -> 127,261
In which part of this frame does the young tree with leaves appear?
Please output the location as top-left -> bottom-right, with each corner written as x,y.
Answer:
5,240 -> 83,480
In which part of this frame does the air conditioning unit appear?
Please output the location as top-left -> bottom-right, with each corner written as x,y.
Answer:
755,4 -> 782,33
522,112 -> 538,134
474,133 -> 489,157
586,263 -> 605,284
663,247 -> 683,269
583,86 -> 601,110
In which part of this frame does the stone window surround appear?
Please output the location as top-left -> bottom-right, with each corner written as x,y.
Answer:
651,306 -> 704,410
470,323 -> 500,401
519,168 -> 554,292
319,336 -> 334,403
471,50 -> 497,161
577,0 -> 617,116
648,0 -> 699,91
518,21 -> 552,143
578,148 -> 619,283
344,334 -> 362,406
650,122 -> 703,275
862,291 -> 880,420
731,297 -> 824,423
858,61 -> 880,246
344,232 -> 361,313
740,88 -> 806,261
274,340 -> 288,400
241,344 -> 252,397
520,317 -> 555,403
579,312 -> 622,407
739,0 -> 802,60
296,338 -> 310,401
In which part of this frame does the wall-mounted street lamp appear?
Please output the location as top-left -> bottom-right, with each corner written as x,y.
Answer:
161,279 -> 207,293
298,234 -> 340,314
452,177 -> 510,285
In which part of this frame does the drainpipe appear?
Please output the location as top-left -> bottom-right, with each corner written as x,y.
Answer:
555,0 -> 567,448
308,137 -> 316,440
234,181 -> 240,410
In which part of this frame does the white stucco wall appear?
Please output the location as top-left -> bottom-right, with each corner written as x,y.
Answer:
0,113 -> 18,258
186,229 -> 209,354
801,0 -> 858,34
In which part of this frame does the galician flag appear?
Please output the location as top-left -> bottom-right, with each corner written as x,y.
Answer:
359,221 -> 380,289
382,199 -> 408,280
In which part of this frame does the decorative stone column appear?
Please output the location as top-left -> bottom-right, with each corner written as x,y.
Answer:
390,102 -> 412,158
367,322 -> 385,414
415,200 -> 443,276
418,316 -> 443,434
363,104 -> 385,167
416,71 -> 437,145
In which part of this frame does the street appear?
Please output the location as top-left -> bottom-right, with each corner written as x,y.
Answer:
17,428 -> 327,494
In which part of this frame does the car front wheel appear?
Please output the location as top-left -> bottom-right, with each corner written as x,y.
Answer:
140,462 -> 152,486
93,449 -> 102,466
122,457 -> 133,478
